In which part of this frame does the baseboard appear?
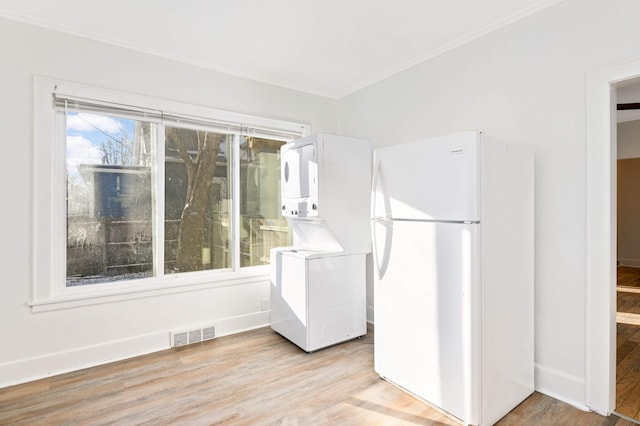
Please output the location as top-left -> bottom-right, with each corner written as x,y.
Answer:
333,316 -> 588,413
535,363 -> 589,411
214,311 -> 270,338
367,304 -> 375,324
0,311 -> 269,389
618,258 -> 640,268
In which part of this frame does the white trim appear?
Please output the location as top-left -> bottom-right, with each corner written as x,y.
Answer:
367,303 -> 375,324
618,258 -> 640,268
1,2 -> 564,99
0,310 -> 269,388
617,109 -> 640,123
340,0 -> 566,97
586,58 -> 640,415
33,76 -> 308,311
0,331 -> 167,389
29,270 -> 270,313
38,76 -> 310,136
535,364 -> 589,412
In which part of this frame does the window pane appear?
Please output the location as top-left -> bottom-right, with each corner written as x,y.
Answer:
66,113 -> 156,286
165,127 -> 232,273
239,137 -> 291,267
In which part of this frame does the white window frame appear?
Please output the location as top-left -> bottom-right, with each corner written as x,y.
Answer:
32,77 -> 309,312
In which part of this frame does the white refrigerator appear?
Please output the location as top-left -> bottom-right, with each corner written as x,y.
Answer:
372,131 -> 534,425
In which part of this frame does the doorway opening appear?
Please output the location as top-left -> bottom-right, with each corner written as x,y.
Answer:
613,82 -> 640,421
586,60 -> 640,417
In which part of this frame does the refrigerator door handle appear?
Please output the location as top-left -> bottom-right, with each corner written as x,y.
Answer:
371,158 -> 393,279
371,155 -> 392,221
371,155 -> 381,216
372,219 -> 393,280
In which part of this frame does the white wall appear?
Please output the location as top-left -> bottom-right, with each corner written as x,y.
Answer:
617,157 -> 640,267
618,118 -> 640,266
618,120 -> 640,159
337,0 -> 640,409
6,0 -> 640,412
617,83 -> 640,126
0,17 -> 336,387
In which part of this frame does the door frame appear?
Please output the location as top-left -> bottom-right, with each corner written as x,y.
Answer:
586,59 -> 640,415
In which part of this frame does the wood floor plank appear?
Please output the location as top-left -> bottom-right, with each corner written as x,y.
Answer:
0,325 -> 624,425
614,418 -> 638,426
496,392 -> 621,426
618,289 -> 640,317
617,378 -> 640,421
618,323 -> 639,349
628,328 -> 640,344
618,341 -> 638,366
618,267 -> 640,288
616,341 -> 640,383
617,266 -> 640,422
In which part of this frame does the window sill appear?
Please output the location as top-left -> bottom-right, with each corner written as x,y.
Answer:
29,267 -> 271,313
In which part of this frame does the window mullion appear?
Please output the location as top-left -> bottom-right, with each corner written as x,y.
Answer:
154,124 -> 166,277
53,110 -> 68,296
232,135 -> 241,270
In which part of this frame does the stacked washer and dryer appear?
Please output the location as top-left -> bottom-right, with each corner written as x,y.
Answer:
269,133 -> 371,352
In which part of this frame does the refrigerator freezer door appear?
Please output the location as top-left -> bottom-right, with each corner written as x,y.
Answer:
372,131 -> 480,222
374,220 -> 480,424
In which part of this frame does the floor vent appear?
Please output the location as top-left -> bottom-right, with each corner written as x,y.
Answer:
171,325 -> 216,347
172,331 -> 188,347
189,329 -> 202,344
203,325 -> 216,340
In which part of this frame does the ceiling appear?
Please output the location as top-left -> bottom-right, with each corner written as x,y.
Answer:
0,0 -> 564,98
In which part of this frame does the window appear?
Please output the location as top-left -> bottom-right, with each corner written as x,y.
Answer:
66,112 -> 156,285
33,77 -> 309,305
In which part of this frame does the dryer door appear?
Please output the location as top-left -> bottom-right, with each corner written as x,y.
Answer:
282,143 -> 316,200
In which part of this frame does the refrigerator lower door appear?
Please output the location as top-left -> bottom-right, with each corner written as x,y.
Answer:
374,220 -> 480,424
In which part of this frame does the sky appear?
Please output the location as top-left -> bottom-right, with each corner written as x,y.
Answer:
66,112 -> 135,181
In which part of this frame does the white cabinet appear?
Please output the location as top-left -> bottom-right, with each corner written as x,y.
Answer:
270,249 -> 366,352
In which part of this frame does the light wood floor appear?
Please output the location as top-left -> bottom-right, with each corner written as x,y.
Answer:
617,266 -> 640,421
0,325 -> 632,425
